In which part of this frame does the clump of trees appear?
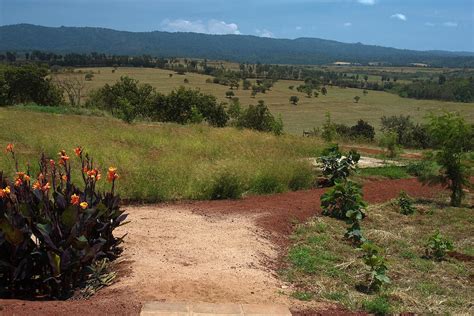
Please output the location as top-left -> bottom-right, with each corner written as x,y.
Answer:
228,100 -> 283,135
0,64 -> 63,106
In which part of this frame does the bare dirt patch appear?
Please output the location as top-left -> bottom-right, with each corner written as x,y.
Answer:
0,179 -> 445,315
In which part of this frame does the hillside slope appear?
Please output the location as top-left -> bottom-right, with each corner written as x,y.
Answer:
1,24 -> 473,67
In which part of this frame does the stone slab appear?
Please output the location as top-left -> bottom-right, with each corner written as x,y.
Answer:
140,302 -> 291,316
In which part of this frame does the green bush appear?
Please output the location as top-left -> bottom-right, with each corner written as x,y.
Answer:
319,144 -> 360,185
0,145 -> 126,298
361,242 -> 391,291
379,131 -> 400,158
424,230 -> 454,261
0,64 -> 63,106
398,191 -> 416,215
236,100 -> 283,135
209,171 -> 244,200
321,180 -> 367,244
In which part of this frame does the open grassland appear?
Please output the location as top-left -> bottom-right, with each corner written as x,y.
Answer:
284,199 -> 474,314
0,108 -> 323,202
58,67 -> 474,134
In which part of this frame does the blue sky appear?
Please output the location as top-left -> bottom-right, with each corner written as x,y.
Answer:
1,0 -> 473,51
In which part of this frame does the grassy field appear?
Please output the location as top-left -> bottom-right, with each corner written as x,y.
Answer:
283,199 -> 473,314
0,107 -> 324,202
57,67 -> 474,134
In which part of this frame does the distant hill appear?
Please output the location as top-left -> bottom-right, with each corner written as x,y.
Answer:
1,24 -> 473,67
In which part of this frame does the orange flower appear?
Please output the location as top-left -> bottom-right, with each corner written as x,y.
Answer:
14,178 -> 22,187
74,146 -> 82,157
49,159 -> 56,168
5,143 -> 14,153
80,201 -> 88,209
61,174 -> 68,182
32,181 -> 42,190
42,182 -> 51,192
70,194 -> 80,205
58,150 -> 70,165
107,167 -> 119,182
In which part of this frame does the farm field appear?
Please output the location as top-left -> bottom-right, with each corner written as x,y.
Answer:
58,67 -> 474,134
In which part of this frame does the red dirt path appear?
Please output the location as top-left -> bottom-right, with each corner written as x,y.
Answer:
0,178 -> 445,316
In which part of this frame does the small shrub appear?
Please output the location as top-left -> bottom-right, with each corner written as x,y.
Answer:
319,144 -> 360,185
321,180 -> 367,220
406,160 -> 439,177
398,191 -> 416,215
1,145 -> 126,298
292,291 -> 314,301
379,131 -> 400,158
361,242 -> 391,291
424,230 -> 454,261
362,295 -> 392,315
209,171 -> 243,200
289,95 -> 299,105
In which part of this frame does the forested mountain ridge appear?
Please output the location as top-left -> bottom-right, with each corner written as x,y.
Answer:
1,24 -> 473,67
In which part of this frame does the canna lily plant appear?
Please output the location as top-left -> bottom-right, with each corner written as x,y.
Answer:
0,144 -> 127,299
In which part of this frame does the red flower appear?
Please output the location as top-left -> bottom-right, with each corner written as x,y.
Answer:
74,146 -> 82,157
5,143 -> 14,153
107,167 -> 119,182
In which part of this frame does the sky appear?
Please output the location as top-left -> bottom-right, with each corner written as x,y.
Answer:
1,0 -> 473,52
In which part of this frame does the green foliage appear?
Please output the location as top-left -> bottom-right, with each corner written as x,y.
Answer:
321,180 -> 367,220
398,191 -> 416,215
380,115 -> 432,149
319,144 -> 360,185
379,131 -> 400,158
0,147 -> 126,298
225,90 -> 235,98
421,112 -> 472,206
237,100 -> 283,135
406,160 -> 440,177
289,95 -> 299,105
359,166 -> 409,179
362,296 -> 392,315
208,171 -> 244,200
288,166 -> 314,191
424,230 -> 454,261
0,64 -> 63,106
251,173 -> 285,194
361,242 -> 391,291
321,112 -> 337,142
354,95 -> 360,103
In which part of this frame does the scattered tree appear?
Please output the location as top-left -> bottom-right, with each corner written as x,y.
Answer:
289,95 -> 299,105
354,96 -> 361,103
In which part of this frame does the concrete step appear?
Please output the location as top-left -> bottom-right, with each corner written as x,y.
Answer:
140,301 -> 292,316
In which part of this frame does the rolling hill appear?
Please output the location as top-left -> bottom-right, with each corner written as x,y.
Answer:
1,24 -> 473,67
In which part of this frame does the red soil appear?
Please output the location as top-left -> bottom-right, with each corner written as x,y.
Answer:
0,178 -> 445,316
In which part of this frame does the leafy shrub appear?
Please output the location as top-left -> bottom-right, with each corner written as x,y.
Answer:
321,112 -> 337,142
379,131 -> 400,158
236,100 -> 283,135
319,144 -> 360,185
0,64 -> 63,106
0,145 -> 126,298
424,230 -> 454,261
209,171 -> 244,200
350,119 -> 375,141
398,191 -> 416,215
406,160 -> 439,177
321,180 -> 367,220
361,242 -> 391,291
420,113 -> 472,206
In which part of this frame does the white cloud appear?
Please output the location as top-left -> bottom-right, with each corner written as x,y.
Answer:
443,22 -> 458,27
357,0 -> 376,5
344,22 -> 352,27
296,26 -> 302,30
390,13 -> 407,21
255,29 -> 275,38
424,22 -> 435,27
161,19 -> 241,35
